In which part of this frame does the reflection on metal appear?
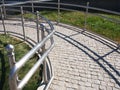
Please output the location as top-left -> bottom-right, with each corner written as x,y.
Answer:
1,0 -> 120,90
84,2 -> 89,30
1,1 -> 55,90
6,44 -> 17,90
57,0 -> 60,24
31,0 -> 34,13
0,6 -> 6,34
36,11 -> 40,43
1,0 -> 6,18
21,6 -> 26,40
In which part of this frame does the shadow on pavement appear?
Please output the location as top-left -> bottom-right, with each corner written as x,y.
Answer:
55,31 -> 120,86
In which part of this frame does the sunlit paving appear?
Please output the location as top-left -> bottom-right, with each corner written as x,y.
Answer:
0,0 -> 120,90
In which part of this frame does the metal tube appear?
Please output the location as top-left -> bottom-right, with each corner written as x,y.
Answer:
2,0 -> 6,18
0,6 -> 6,34
0,1 -> 120,15
17,43 -> 54,90
41,26 -> 48,83
12,31 -> 54,73
84,2 -> 89,30
41,27 -> 45,53
31,0 -> 34,13
21,6 -> 26,40
45,75 -> 54,90
6,44 -> 17,90
6,44 -> 16,69
36,11 -> 40,43
57,0 -> 60,24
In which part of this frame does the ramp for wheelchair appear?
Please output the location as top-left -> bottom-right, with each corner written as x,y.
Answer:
0,2 -> 55,90
0,1 -> 120,90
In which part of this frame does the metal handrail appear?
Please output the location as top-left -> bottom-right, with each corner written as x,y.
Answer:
1,1 -> 120,15
2,1 -> 119,24
12,31 -> 54,74
1,1 -> 120,23
0,0 -> 52,7
0,1 -> 55,90
0,1 -> 120,90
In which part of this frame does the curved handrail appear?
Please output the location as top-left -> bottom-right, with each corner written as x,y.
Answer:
0,0 -> 52,7
0,1 -> 120,90
0,1 -> 55,90
2,1 -> 119,24
0,1 -> 120,15
1,1 -> 120,24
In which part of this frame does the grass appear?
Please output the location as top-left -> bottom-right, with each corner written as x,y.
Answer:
86,14 -> 120,42
0,34 -> 40,90
39,10 -> 120,43
99,13 -> 120,20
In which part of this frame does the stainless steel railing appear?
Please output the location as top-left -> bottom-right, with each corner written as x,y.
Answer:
0,1 -> 55,90
3,1 -> 119,29
0,0 -> 120,90
17,1 -> 119,44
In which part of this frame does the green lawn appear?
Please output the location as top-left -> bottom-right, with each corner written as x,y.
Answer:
0,34 -> 40,90
39,10 -> 120,43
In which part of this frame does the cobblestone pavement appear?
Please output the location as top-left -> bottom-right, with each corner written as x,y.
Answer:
0,21 -> 120,90
49,24 -> 120,90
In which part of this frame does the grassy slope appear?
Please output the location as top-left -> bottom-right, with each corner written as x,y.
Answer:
0,34 -> 39,90
40,10 -> 120,43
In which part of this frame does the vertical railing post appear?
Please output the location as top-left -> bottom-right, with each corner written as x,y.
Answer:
41,25 -> 48,83
6,44 -> 17,90
31,0 -> 34,13
84,2 -> 89,30
36,11 -> 40,43
21,6 -> 26,40
57,0 -> 60,24
2,0 -> 6,18
1,6 -> 6,34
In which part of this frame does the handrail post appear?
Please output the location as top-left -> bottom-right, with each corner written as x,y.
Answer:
2,0 -> 6,18
6,44 -> 17,90
31,0 -> 34,13
36,11 -> 40,43
1,6 -> 6,34
21,6 -> 26,40
57,0 -> 60,24
84,2 -> 89,30
41,25 -> 48,83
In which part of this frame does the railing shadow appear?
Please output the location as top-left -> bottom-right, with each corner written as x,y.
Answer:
55,31 -> 120,86
0,51 -> 6,90
58,23 -> 119,49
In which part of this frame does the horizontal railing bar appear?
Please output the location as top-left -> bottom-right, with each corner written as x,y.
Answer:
55,2 -> 120,15
1,2 -> 55,90
0,0 -> 52,7
7,4 -> 120,23
1,1 -> 120,16
94,13 -> 120,24
59,3 -> 120,15
9,5 -> 57,8
1,1 -> 118,89
58,7 -> 120,23
60,7 -> 120,23
17,42 -> 54,89
5,6 -> 120,24
10,30 -> 55,78
2,1 -> 119,24
88,6 -> 120,15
